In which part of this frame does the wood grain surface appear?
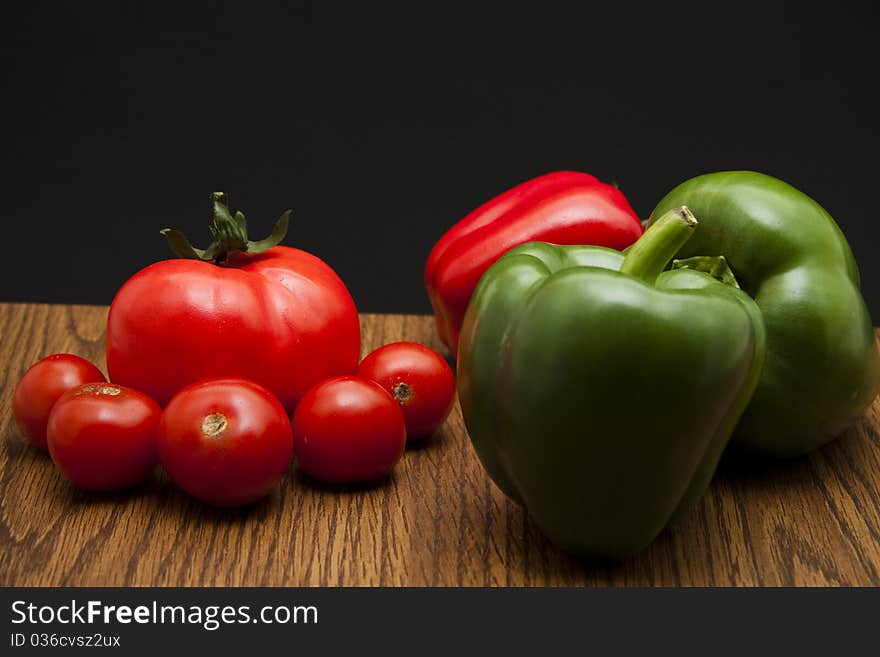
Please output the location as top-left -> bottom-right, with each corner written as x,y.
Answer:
1,302 -> 879,586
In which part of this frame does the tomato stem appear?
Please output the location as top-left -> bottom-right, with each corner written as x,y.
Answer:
160,192 -> 291,262
201,413 -> 229,438
392,382 -> 413,404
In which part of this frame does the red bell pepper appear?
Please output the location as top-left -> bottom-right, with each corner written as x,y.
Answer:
425,171 -> 644,352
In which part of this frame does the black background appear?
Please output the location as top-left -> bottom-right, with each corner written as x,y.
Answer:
1,1 -> 878,319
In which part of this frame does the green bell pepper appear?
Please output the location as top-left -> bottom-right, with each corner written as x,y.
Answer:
651,172 -> 880,458
457,207 -> 766,557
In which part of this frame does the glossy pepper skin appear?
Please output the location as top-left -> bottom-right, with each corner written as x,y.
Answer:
425,171 -> 643,353
457,208 -> 766,557
651,172 -> 880,458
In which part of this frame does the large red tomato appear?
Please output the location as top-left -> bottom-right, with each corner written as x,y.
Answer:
106,193 -> 360,411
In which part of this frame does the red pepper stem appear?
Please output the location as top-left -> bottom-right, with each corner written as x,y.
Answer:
620,206 -> 697,285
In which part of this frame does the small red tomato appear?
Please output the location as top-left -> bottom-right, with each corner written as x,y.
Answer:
47,383 -> 161,491
357,341 -> 455,439
13,354 -> 106,450
158,379 -> 293,507
292,376 -> 406,483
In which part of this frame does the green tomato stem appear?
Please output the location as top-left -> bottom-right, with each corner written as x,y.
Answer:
160,192 -> 290,262
620,206 -> 697,285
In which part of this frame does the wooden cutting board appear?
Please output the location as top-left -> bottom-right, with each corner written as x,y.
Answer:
1,302 -> 878,586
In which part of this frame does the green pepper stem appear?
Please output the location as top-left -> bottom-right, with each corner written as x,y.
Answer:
620,206 -> 697,284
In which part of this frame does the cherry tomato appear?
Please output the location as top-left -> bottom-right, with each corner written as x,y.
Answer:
157,378 -> 293,507
357,341 -> 455,439
13,354 -> 106,450
47,383 -> 161,491
292,376 -> 406,483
